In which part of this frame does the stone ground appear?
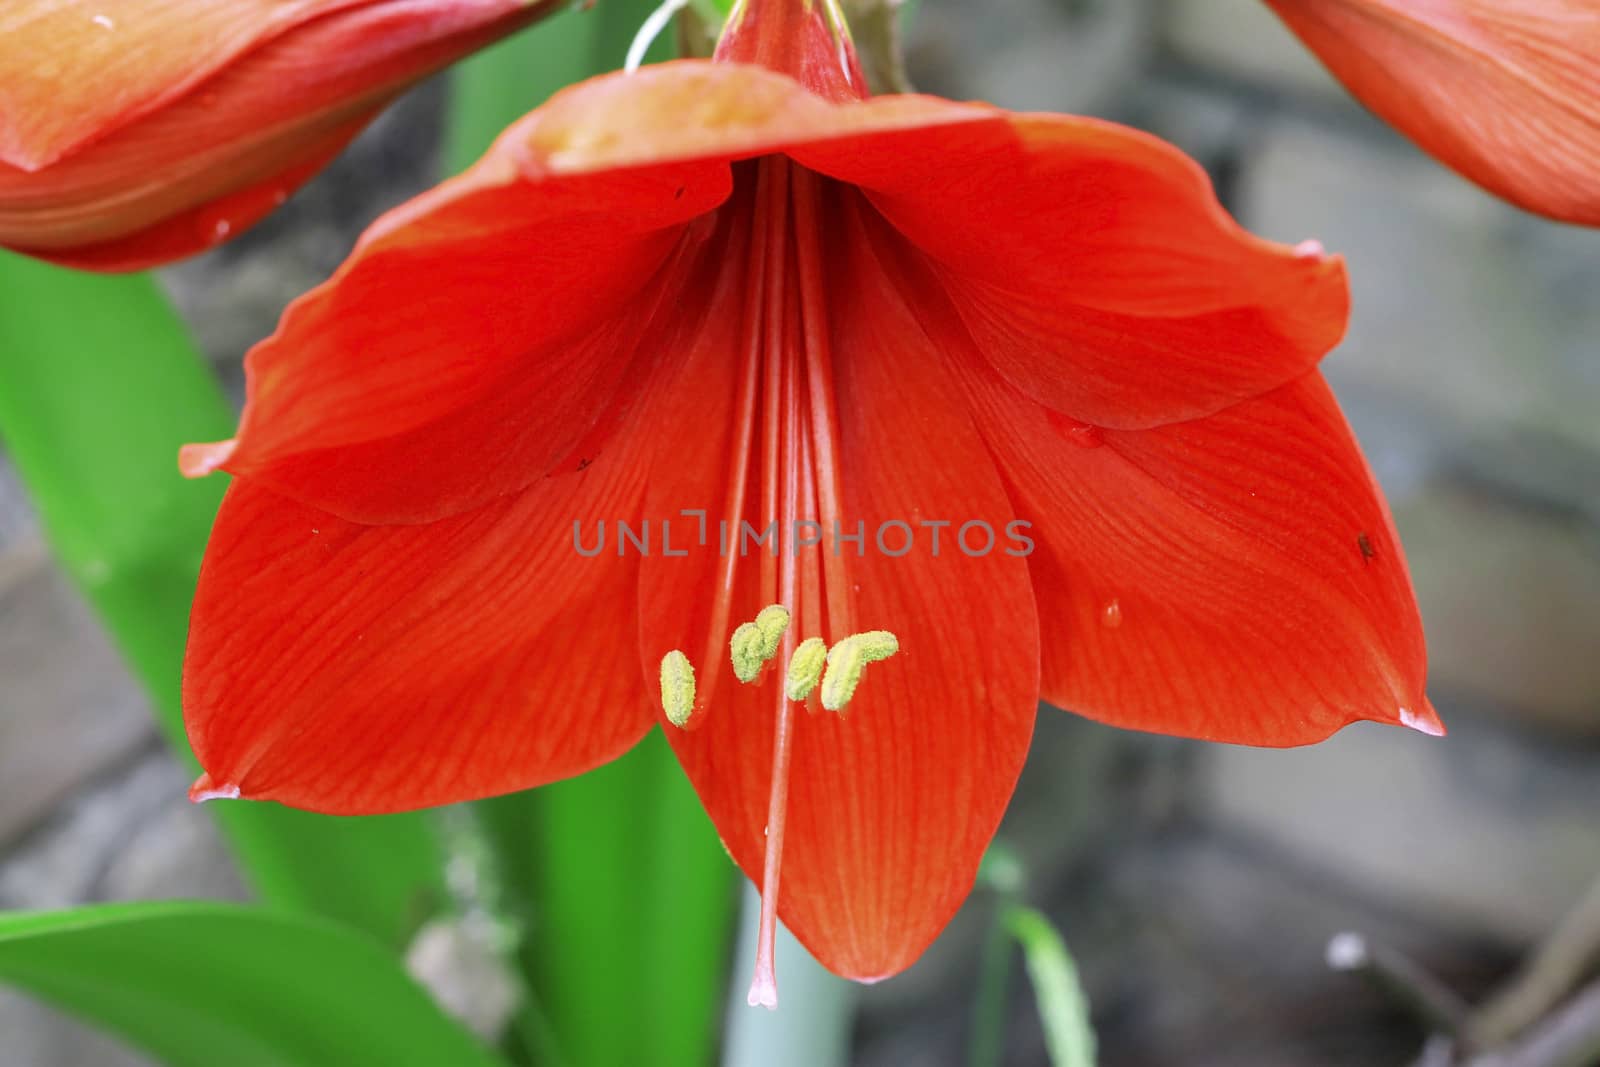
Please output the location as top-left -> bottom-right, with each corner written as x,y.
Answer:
2,1 -> 1597,1064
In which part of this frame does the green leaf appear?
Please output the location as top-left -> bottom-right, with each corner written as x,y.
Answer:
479,732 -> 736,1067
447,11 -> 737,1067
1006,906 -> 1097,1067
0,254 -> 447,946
0,903 -> 507,1067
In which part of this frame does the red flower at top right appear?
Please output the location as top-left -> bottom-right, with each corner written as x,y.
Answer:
1265,0 -> 1599,225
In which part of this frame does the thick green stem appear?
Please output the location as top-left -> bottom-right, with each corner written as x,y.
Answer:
968,905 -> 1017,1067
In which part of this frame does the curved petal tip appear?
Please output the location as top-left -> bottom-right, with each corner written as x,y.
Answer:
179,438 -> 237,478
1398,701 -> 1446,738
189,773 -> 243,803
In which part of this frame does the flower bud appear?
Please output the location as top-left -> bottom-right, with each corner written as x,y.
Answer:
0,0 -> 559,271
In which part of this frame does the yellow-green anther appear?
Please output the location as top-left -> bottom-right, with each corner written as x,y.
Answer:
821,629 -> 900,713
730,604 -> 792,683
849,629 -> 898,663
754,604 -> 791,655
660,650 -> 696,728
730,623 -> 765,683
785,637 -> 828,701
820,637 -> 868,712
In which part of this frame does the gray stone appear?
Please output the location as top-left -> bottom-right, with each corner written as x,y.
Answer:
94,778 -> 249,905
0,459 -> 36,557
0,991 -> 156,1067
1128,76 -> 1255,176
910,0 -> 1158,116
405,919 -> 521,1043
0,749 -> 239,1067
0,748 -> 243,909
1161,0 -> 1345,100
1199,713 -> 1600,945
1397,484 -> 1600,736
1240,120 -> 1600,459
0,546 -> 157,848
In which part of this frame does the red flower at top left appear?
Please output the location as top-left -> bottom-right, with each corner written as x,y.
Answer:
0,0 -> 560,271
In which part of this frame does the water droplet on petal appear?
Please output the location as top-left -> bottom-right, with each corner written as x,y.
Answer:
91,13 -> 114,29
211,218 -> 232,241
1294,239 -> 1326,259
1070,426 -> 1104,448
1101,599 -> 1123,628
1046,409 -> 1104,448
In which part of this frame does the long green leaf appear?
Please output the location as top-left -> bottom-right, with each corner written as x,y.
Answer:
0,903 -> 507,1067
447,10 -> 736,1065
1006,906 -> 1096,1067
479,732 -> 737,1067
0,254 -> 446,946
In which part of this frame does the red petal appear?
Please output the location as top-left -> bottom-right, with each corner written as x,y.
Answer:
0,1 -> 555,267
954,341 -> 1431,745
210,156 -> 727,524
198,63 -> 1005,523
183,439 -> 655,814
792,114 -> 1350,428
518,62 -> 996,177
1265,0 -> 1600,225
637,187 -> 1038,980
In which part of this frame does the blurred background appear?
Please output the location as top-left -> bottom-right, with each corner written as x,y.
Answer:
2,0 -> 1597,1064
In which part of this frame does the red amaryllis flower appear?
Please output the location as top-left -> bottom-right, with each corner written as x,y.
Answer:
1264,0 -> 1600,225
0,0 -> 560,271
180,0 -> 1436,998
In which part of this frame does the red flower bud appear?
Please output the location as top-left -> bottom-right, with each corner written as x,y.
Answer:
0,0 -> 560,270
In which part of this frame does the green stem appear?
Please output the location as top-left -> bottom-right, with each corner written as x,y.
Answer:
0,255 -> 446,948
967,904 -> 1016,1067
970,844 -> 1096,1067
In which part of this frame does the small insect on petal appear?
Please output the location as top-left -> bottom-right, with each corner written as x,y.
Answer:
784,637 -> 828,701
660,649 -> 697,728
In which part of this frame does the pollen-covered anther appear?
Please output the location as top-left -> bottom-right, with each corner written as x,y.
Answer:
820,630 -> 900,713
784,637 -> 828,701
660,649 -> 697,728
730,603 -> 792,683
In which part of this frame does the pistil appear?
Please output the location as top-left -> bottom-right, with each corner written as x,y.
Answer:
748,154 -> 802,1010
